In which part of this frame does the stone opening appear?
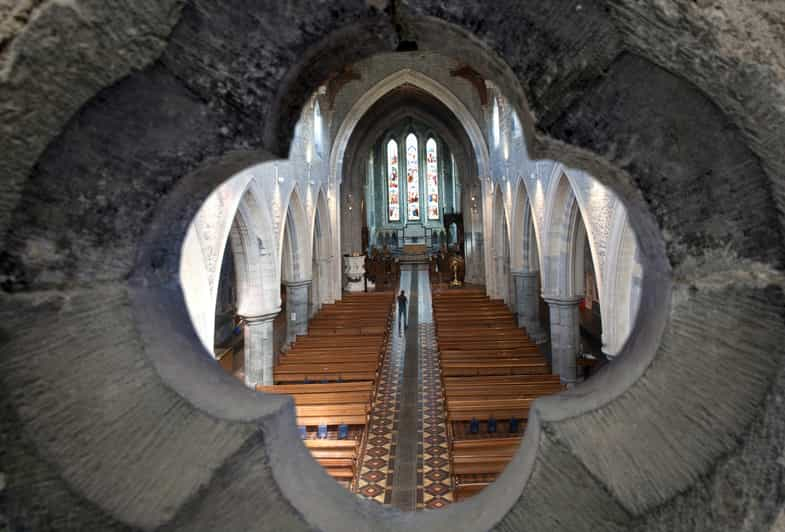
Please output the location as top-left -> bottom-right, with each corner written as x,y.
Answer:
2,3 -> 784,532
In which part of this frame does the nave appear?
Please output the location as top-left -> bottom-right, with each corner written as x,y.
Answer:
217,266 -> 562,509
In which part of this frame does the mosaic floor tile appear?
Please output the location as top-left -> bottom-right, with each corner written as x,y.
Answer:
355,298 -> 405,505
417,278 -> 453,509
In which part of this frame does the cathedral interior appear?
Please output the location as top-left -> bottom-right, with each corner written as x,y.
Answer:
1,2 -> 785,531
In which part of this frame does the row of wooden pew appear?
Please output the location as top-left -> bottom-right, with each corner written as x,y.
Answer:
259,291 -> 394,489
432,285 -> 563,500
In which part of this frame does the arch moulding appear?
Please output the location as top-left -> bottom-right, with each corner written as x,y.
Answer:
328,68 -> 491,188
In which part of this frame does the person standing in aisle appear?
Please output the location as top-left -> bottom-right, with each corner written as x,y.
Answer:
397,289 -> 408,336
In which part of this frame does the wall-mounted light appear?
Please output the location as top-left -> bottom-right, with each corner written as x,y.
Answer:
277,176 -> 285,184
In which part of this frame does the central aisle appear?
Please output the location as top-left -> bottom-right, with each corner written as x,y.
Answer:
355,267 -> 452,509
390,265 -> 420,510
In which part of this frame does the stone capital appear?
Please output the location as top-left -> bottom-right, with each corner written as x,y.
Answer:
284,279 -> 312,289
542,294 -> 584,307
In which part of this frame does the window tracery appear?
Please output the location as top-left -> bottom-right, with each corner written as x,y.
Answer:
426,138 -> 439,220
406,133 -> 420,221
387,139 -> 400,221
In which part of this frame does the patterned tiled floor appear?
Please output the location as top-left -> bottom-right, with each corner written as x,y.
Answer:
419,320 -> 453,509
418,273 -> 453,509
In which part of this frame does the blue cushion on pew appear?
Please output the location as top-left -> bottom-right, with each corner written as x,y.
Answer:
509,417 -> 519,434
469,417 -> 479,434
487,416 -> 497,434
338,423 -> 349,440
317,423 -> 328,439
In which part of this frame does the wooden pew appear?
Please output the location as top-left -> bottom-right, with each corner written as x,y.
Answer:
441,359 -> 550,377
249,291 -> 395,491
295,403 -> 368,427
433,286 -> 560,499
446,397 -> 535,422
451,437 -> 520,473
443,375 -> 560,386
304,439 -> 361,487
257,381 -> 373,395
274,370 -> 378,384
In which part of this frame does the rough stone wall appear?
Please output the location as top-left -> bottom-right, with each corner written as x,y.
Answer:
1,1 -> 784,532
610,0 -> 785,242
0,0 -> 185,253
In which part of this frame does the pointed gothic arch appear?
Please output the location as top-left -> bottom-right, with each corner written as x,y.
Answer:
492,186 -> 513,305
310,187 -> 334,312
329,68 -> 491,188
279,186 -> 310,283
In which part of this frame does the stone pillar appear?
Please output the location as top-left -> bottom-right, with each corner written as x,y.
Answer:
311,258 -> 326,316
543,295 -> 583,386
240,312 -> 278,388
493,254 -> 504,299
317,257 -> 335,307
512,271 -> 548,347
285,280 -> 311,342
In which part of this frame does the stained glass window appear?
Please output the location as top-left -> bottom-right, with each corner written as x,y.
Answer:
426,138 -> 439,220
406,133 -> 420,221
387,139 -> 400,221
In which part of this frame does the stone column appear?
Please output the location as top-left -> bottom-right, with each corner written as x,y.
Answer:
240,312 -> 278,388
285,280 -> 311,342
512,271 -> 548,347
493,254 -> 504,299
311,258 -> 325,316
543,295 -> 583,386
318,257 -> 335,307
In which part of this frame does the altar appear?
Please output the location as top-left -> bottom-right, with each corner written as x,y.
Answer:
402,223 -> 426,246
403,244 -> 428,255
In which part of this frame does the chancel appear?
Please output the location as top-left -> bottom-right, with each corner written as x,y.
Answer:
2,2 -> 785,531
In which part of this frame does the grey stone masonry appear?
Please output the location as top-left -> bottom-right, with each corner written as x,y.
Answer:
543,295 -> 584,386
512,270 -> 548,346
286,280 -> 312,341
240,312 -> 278,387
